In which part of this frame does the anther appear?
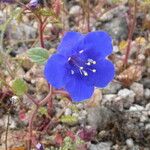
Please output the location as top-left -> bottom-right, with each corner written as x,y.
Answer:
83,70 -> 88,76
92,61 -> 96,64
68,57 -> 71,61
92,69 -> 96,73
71,70 -> 74,74
80,66 -> 84,70
79,50 -> 84,54
86,62 -> 91,66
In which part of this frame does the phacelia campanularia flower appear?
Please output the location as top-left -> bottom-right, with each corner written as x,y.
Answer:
0,0 -> 15,3
44,31 -> 115,102
28,0 -> 43,9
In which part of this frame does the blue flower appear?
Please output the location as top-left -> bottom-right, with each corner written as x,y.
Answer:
1,0 -> 15,3
28,0 -> 43,8
44,31 -> 115,102
28,0 -> 39,8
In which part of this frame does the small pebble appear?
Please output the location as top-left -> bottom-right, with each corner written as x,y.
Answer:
126,138 -> 134,148
144,88 -> 150,100
64,108 -> 72,116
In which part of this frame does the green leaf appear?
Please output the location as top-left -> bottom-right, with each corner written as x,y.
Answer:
27,47 -> 49,64
38,8 -> 55,17
38,107 -> 48,116
11,78 -> 28,96
60,115 -> 78,125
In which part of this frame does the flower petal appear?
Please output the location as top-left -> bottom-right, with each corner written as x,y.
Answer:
83,31 -> 113,59
57,31 -> 84,57
65,76 -> 94,102
88,59 -> 115,87
44,54 -> 67,88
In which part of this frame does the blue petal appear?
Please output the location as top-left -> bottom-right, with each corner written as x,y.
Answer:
83,31 -> 113,59
57,31 -> 84,57
88,59 -> 115,87
65,76 -> 94,102
44,54 -> 67,88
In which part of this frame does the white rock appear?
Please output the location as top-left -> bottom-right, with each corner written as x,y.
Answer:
145,103 -> 150,110
144,88 -> 150,100
145,123 -> 150,130
103,82 -> 122,94
76,103 -> 84,109
103,94 -> 117,100
118,89 -> 135,108
129,104 -> 144,111
113,45 -> 119,53
118,89 -> 135,99
126,138 -> 134,148
130,82 -> 144,101
100,13 -> 113,21
140,115 -> 148,123
64,108 -> 72,116
69,5 -> 81,16
72,113 -> 79,118
89,142 -> 112,150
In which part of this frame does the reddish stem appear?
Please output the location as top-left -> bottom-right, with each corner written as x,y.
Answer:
39,18 -> 45,48
124,0 -> 137,66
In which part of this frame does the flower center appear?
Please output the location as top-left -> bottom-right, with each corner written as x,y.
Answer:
68,51 -> 97,77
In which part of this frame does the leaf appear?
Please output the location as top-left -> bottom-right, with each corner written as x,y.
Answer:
60,115 -> 78,125
119,40 -> 128,52
38,8 -> 55,16
38,107 -> 48,116
11,78 -> 28,96
27,47 -> 49,64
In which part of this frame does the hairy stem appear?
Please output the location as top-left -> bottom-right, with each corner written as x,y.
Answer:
39,18 -> 45,48
5,113 -> 10,150
124,0 -> 137,66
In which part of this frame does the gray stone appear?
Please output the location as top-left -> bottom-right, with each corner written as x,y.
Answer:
145,103 -> 150,110
142,78 -> 150,88
118,89 -> 135,108
102,82 -> 122,94
126,138 -> 134,148
129,105 -> 144,111
145,123 -> 150,130
103,94 -> 117,102
64,108 -> 72,116
102,17 -> 128,41
76,103 -> 84,110
69,5 -> 81,16
87,106 -> 115,130
144,88 -> 150,100
113,45 -> 119,53
140,115 -> 148,123
89,142 -> 112,150
130,82 -> 144,102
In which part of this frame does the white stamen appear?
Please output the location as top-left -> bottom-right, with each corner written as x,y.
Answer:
68,57 -> 71,61
83,70 -> 88,76
93,61 -> 96,64
80,66 -> 84,70
88,59 -> 93,63
92,69 -> 96,73
88,59 -> 96,64
79,50 -> 84,54
71,70 -> 74,74
86,62 -> 91,66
